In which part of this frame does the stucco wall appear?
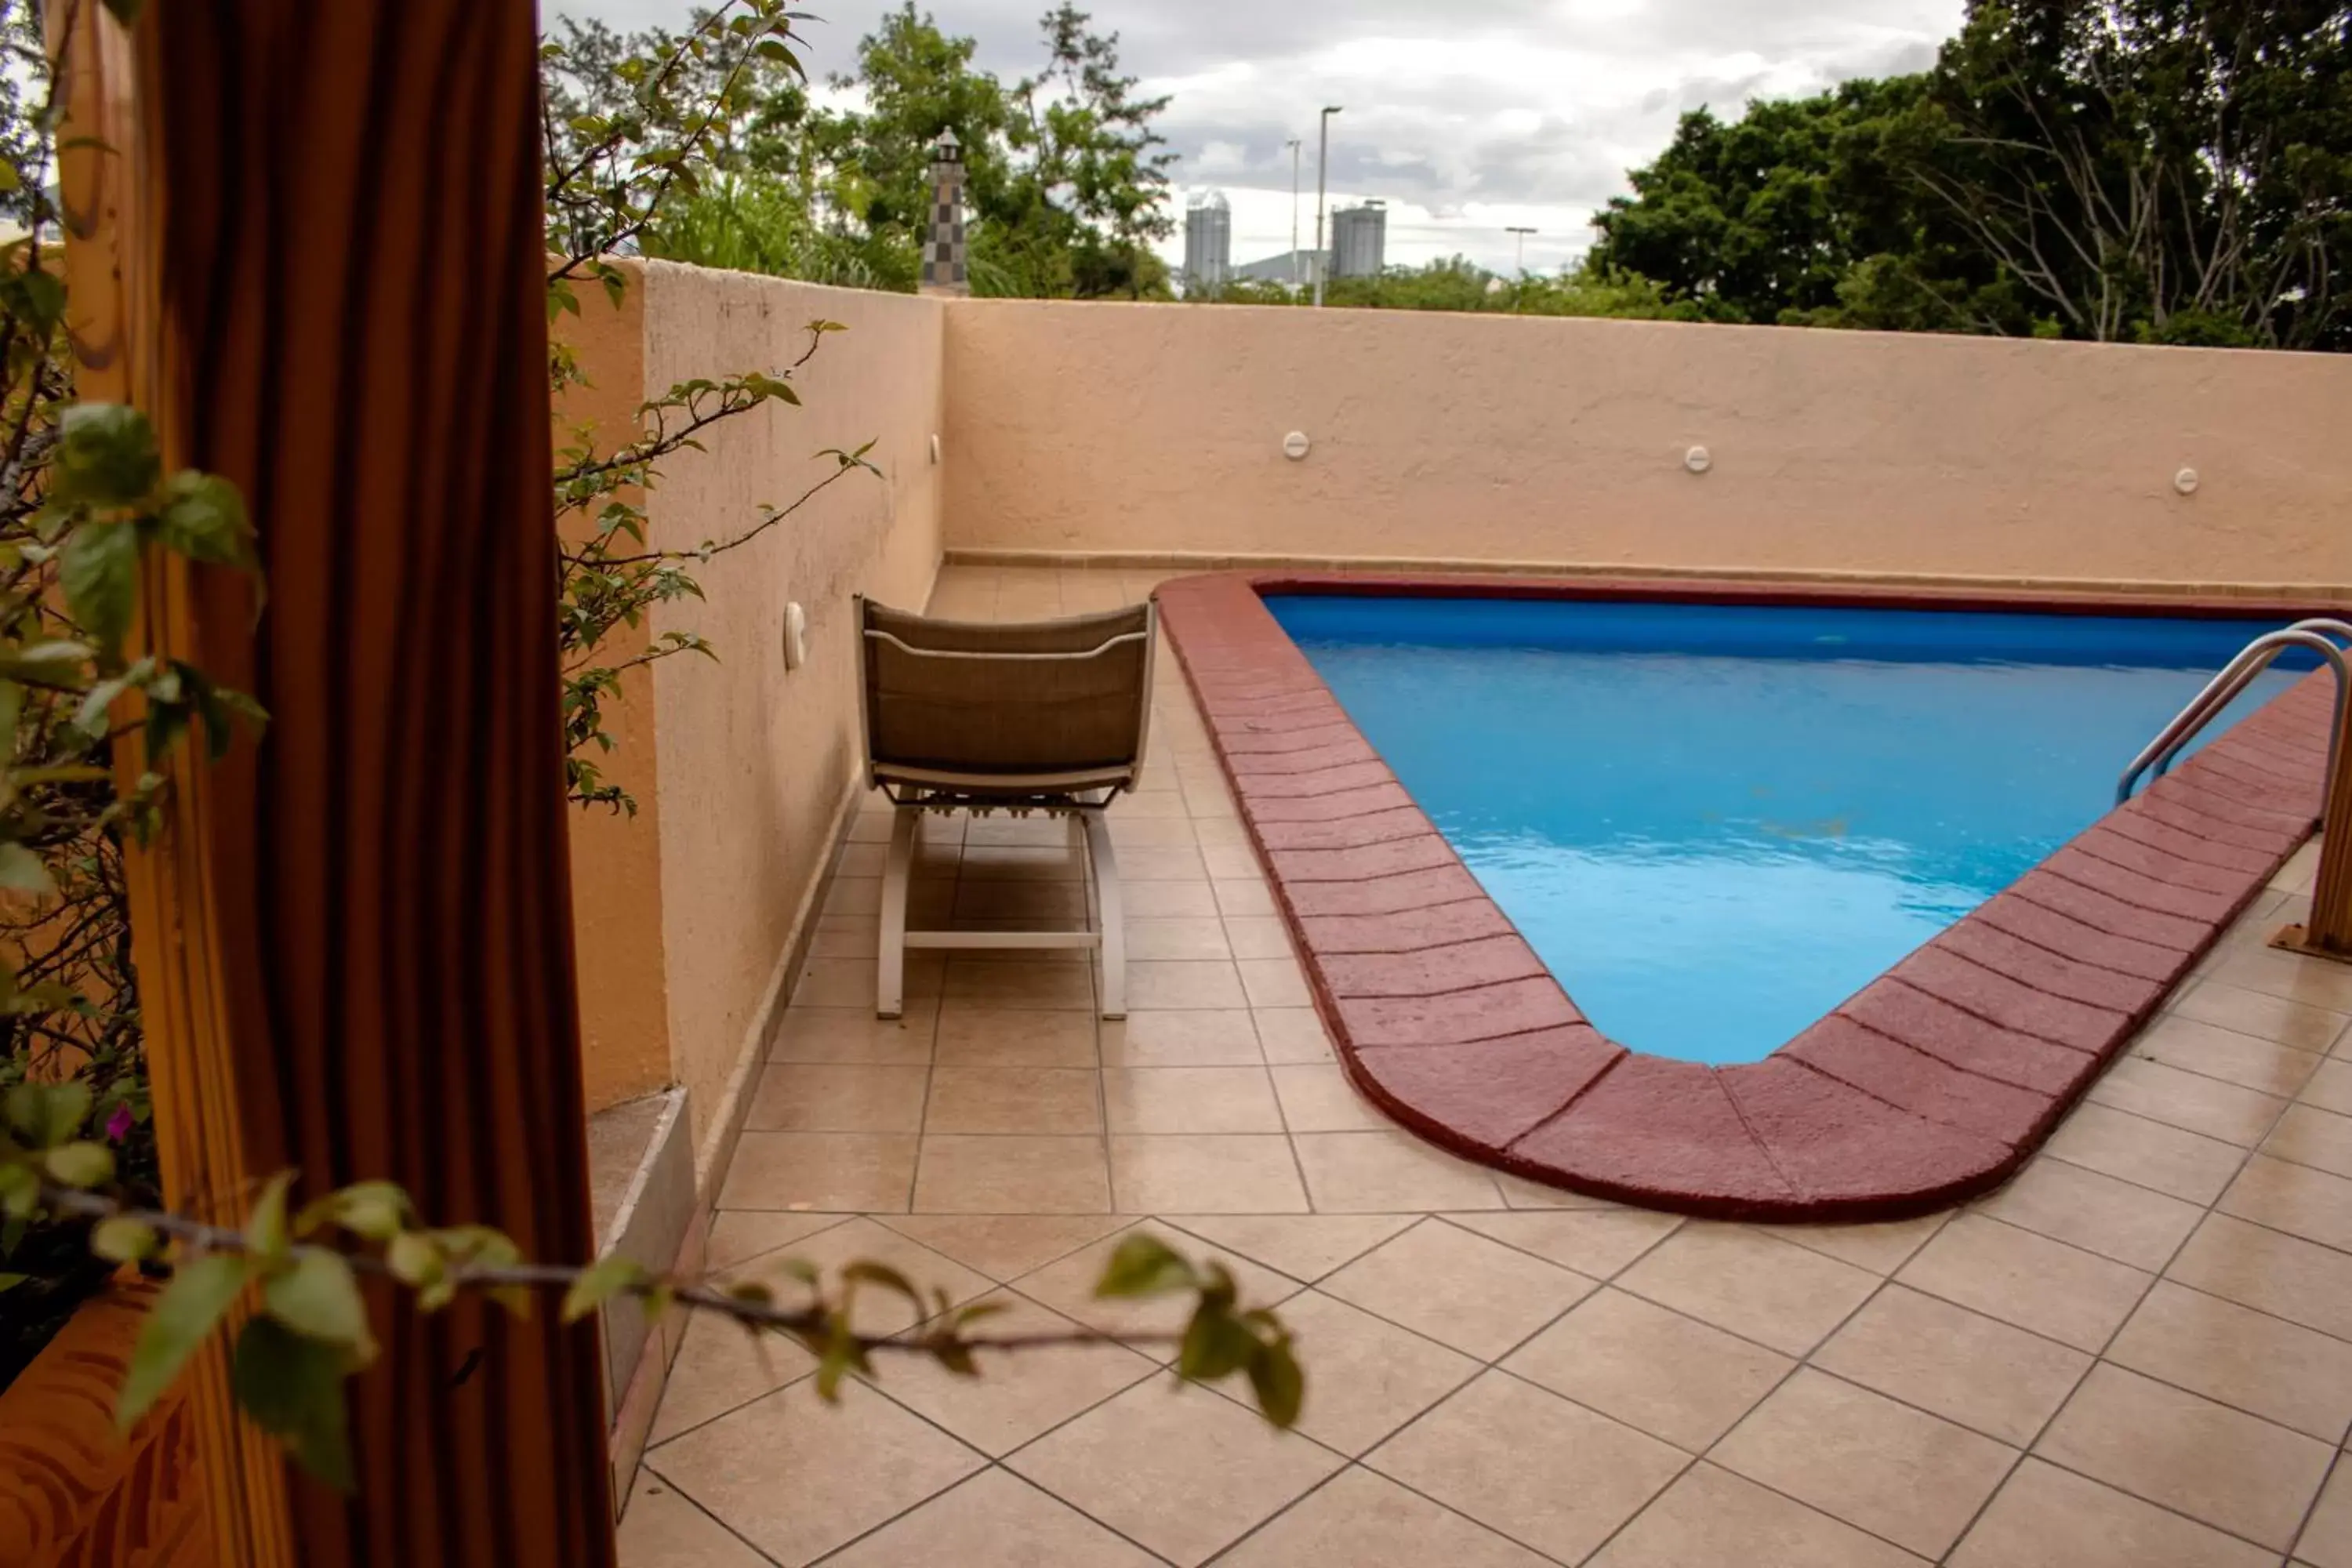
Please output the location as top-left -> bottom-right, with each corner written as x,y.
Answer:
553,273 -> 673,1116
943,302 -> 2352,590
638,263 -> 945,1161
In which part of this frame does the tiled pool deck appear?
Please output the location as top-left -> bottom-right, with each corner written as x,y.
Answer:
622,566 -> 2352,1568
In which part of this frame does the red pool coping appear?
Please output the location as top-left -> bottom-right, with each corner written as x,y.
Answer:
1155,572 -> 2340,1221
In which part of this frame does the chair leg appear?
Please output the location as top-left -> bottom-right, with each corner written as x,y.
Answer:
877,805 -> 918,1019
1080,808 -> 1126,1020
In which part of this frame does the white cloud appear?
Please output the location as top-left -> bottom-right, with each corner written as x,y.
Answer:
552,0 -> 1965,272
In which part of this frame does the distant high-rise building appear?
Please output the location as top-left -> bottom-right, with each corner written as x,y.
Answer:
1184,191 -> 1232,292
1330,201 -> 1387,279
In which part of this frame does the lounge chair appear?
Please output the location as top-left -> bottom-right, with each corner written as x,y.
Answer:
855,595 -> 1157,1020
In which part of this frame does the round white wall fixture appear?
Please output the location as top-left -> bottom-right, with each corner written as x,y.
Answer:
1282,430 -> 1312,461
2174,466 -> 2201,495
930,433 -> 942,466
782,601 -> 809,671
1685,445 -> 1713,474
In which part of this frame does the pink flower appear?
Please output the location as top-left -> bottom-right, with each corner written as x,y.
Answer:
105,1102 -> 133,1143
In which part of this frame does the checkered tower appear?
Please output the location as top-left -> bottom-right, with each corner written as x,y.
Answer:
921,128 -> 970,297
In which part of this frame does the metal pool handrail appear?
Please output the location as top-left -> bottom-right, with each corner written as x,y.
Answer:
2116,619 -> 2352,805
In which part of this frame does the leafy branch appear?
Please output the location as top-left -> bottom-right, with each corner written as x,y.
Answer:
2,1079 -> 1303,1488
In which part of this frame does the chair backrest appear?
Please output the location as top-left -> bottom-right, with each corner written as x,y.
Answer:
858,597 -> 1156,781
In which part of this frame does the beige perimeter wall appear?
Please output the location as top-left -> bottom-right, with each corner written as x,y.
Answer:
560,263 -> 944,1167
944,301 -> 2352,590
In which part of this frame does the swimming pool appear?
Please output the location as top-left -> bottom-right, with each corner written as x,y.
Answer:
1268,595 -> 2308,1065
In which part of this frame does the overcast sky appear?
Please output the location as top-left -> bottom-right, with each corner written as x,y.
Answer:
553,0 -> 1962,274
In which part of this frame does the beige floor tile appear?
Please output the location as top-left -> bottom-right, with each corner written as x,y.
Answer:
650,1381 -> 983,1568
934,1009 -> 1099,1068
1214,878 -> 1279,917
1894,1214 -> 2151,1352
1262,1289 -> 1480,1454
912,1135 -> 1111,1214
1216,1467 -> 1551,1568
1006,1381 -> 1344,1567
2174,978 -> 2350,1054
2042,1101 -> 2249,1204
810,920 -> 880,960
2296,1461 -> 2352,1568
875,1214 -> 1127,1282
1712,1368 -> 2017,1559
720,1216 -> 995,1332
941,959 -> 1097,1010
1949,1457 -> 2275,1568
816,1470 -> 1160,1568
701,1210 -> 850,1273
1236,957 -> 1312,1009
1292,1130 -> 1507,1211
1812,1284 -> 2089,1446
2265,1103 -> 2352,1179
866,1288 -> 1160,1456
1447,1208 -> 1684,1278
1163,1214 -> 1417,1283
1102,1067 -> 1283,1134
2209,943 -> 2352,1014
794,954 -> 943,1011
1201,844 -> 1265,880
2220,1153 -> 2352,1251
1011,1225 -> 1301,1351
2135,1014 -> 2325,1098
1120,846 -> 1210,881
1107,1133 -> 1309,1213
924,1067 -> 1103,1135
615,1483 -> 769,1568
768,1004 -> 937,1066
1253,1007 -> 1338,1065
2303,1058 -> 2352,1115
1766,1214 -> 1951,1276
1098,1010 -> 1263,1067
1323,1218 -> 1597,1359
1617,1223 -> 1878,1357
1125,880 -> 1221,918
2107,1279 -> 2352,1441
2088,1055 -> 2289,1146
1192,816 -> 1250,848
1504,1287 -> 1792,1451
1975,1156 -> 2205,1271
1367,1370 -> 1686,1564
1588,1461 -> 1926,1568
1127,959 -> 1249,1010
967,814 -> 1082,848
1269,1063 -> 1396,1132
648,1308 -> 818,1444
2169,1213 -> 2352,1341
1127,916 -> 1231,960
718,1133 -> 918,1213
2036,1363 -> 2332,1550
742,1064 -> 929,1134
1222,916 -> 1297,960
957,844 -> 1085,883
1490,1171 -> 1629,1210
823,876 -> 884,916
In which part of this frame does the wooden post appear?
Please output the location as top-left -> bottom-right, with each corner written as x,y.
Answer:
54,0 -> 618,1562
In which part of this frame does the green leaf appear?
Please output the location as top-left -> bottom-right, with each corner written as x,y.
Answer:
0,1271 -> 24,1295
1245,1335 -> 1305,1428
92,1216 -> 158,1263
0,640 -> 95,688
6,1080 -> 91,1147
59,520 -> 140,657
386,1231 -> 443,1290
244,1170 -> 296,1260
52,405 -> 162,508
0,844 -> 55,898
44,1141 -> 115,1189
1093,1232 -> 1196,1299
1176,1305 -> 1260,1381
0,1165 -> 36,1221
121,1253 -> 256,1429
230,1315 -> 354,1490
561,1254 -> 649,1324
153,473 -> 255,568
263,1250 -> 376,1363
294,1181 -> 409,1243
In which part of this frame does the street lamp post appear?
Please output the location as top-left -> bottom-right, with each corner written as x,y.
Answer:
1314,105 -> 1341,307
1287,137 -> 1302,289
1507,225 -> 1538,276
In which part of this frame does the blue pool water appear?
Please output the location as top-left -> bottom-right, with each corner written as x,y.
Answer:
1269,596 -> 2310,1065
